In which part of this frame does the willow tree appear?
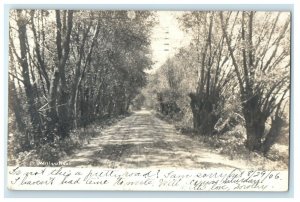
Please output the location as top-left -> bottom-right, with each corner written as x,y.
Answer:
179,11 -> 234,135
10,10 -> 44,146
9,10 -> 156,154
220,11 -> 290,153
71,11 -> 155,125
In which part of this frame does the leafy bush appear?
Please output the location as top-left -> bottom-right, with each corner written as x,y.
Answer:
217,125 -> 248,159
266,144 -> 289,165
16,150 -> 39,166
58,138 -> 81,156
38,143 -> 61,163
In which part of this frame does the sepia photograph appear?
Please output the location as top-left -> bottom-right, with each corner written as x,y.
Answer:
7,9 -> 291,191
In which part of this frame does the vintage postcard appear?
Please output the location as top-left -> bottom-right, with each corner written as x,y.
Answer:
7,9 -> 290,191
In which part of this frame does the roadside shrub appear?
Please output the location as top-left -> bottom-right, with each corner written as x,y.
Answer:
266,144 -> 289,165
16,150 -> 39,166
195,124 -> 248,159
218,125 -> 248,159
39,143 -> 60,163
58,137 -> 81,156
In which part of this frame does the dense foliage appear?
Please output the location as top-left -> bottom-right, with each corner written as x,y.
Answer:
147,11 -> 290,155
8,10 -> 156,163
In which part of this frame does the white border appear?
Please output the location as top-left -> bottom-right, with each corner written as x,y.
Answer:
1,0 -> 299,201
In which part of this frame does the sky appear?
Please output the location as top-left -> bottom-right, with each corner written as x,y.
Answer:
146,11 -> 191,74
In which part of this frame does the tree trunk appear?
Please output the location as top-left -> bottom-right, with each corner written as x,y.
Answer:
57,10 -> 73,139
262,115 -> 285,154
244,120 -> 264,151
189,93 -> 202,130
69,22 -> 92,127
189,93 -> 217,135
9,79 -> 33,150
47,70 -> 60,142
242,95 -> 267,151
46,10 -> 74,140
16,11 -> 43,146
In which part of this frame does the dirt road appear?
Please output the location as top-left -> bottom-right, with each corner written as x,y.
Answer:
65,109 -> 258,169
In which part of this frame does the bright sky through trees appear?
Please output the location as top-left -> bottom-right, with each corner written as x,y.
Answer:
147,11 -> 191,74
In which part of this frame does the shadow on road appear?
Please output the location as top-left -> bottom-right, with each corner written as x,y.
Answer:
65,110 -> 248,169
